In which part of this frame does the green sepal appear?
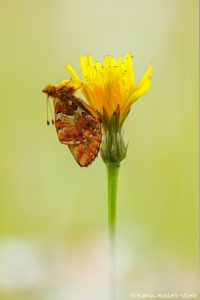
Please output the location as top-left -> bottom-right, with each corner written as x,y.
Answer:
101,107 -> 127,165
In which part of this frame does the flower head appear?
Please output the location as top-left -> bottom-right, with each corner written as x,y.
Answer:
64,53 -> 152,124
63,53 -> 152,164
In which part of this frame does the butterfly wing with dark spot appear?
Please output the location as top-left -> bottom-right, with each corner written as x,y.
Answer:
54,97 -> 101,146
43,83 -> 102,167
68,123 -> 102,167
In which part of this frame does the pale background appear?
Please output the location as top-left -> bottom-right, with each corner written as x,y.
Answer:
0,0 -> 198,299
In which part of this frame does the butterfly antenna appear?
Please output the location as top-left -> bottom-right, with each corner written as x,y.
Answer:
74,82 -> 83,92
67,78 -> 73,85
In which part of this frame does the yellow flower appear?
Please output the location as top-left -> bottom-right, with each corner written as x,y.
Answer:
62,53 -> 152,164
64,53 -> 152,123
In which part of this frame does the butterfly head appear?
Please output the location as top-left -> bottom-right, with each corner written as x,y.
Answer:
42,85 -> 57,97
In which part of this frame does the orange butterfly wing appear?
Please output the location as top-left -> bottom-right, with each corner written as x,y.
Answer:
43,84 -> 102,167
54,97 -> 102,167
68,123 -> 102,167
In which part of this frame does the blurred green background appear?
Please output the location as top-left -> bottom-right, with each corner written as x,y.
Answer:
0,0 -> 198,299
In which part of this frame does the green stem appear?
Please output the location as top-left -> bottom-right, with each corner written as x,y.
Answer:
106,162 -> 120,300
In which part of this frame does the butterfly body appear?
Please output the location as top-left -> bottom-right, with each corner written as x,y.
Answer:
42,84 -> 102,167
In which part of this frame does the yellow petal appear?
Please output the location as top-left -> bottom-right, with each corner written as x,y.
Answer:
80,56 -> 89,79
65,64 -> 80,80
88,55 -> 95,69
128,63 -> 152,103
111,57 -> 117,68
125,52 -> 134,88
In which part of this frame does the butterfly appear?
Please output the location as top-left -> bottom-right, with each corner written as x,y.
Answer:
42,83 -> 102,167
